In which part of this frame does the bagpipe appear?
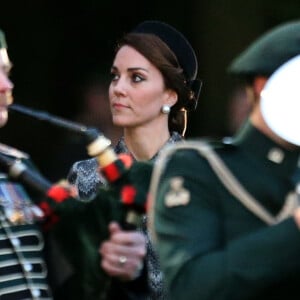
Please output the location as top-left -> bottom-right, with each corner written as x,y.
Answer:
1,103 -> 151,227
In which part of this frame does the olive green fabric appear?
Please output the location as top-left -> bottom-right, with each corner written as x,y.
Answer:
154,121 -> 300,299
228,20 -> 300,77
0,29 -> 7,49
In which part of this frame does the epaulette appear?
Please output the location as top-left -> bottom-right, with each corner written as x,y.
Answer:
0,143 -> 29,159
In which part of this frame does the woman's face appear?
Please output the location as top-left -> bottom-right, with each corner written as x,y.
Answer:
109,45 -> 174,128
0,48 -> 13,128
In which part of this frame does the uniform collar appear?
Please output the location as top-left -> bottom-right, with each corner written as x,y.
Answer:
231,120 -> 300,178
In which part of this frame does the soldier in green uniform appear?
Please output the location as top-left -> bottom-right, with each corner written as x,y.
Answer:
0,29 -> 53,299
150,19 -> 300,300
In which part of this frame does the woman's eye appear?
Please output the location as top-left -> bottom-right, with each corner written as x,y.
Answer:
132,74 -> 144,83
110,73 -> 119,81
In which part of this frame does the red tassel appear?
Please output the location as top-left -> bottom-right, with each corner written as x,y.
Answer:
118,153 -> 133,168
101,154 -> 133,182
39,201 -> 60,230
47,185 -> 70,203
39,201 -> 53,216
121,185 -> 137,205
102,163 -> 120,182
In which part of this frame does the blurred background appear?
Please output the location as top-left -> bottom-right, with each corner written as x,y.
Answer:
1,0 -> 300,181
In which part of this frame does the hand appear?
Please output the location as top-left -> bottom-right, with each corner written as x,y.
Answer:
99,221 -> 146,281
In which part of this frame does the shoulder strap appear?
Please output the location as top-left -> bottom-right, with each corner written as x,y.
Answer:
149,141 -> 295,229
190,141 -> 277,225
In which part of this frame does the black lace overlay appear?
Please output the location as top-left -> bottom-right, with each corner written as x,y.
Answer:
67,132 -> 183,299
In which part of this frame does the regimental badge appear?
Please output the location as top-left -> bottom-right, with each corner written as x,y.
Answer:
164,177 -> 190,207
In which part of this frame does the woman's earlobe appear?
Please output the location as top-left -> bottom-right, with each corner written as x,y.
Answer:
167,90 -> 178,107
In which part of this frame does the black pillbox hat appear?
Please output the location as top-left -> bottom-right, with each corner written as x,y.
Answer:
132,20 -> 198,81
228,20 -> 300,77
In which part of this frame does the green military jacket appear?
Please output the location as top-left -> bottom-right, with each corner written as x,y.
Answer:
153,121 -> 300,300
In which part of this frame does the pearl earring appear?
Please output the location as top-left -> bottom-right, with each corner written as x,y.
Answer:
161,105 -> 171,114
